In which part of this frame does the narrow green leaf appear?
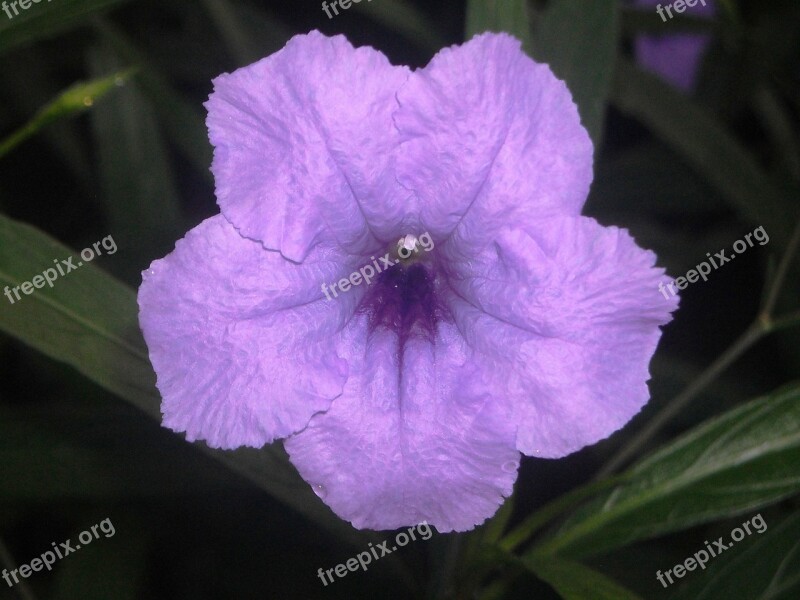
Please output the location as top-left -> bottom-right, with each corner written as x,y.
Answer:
500,475 -> 629,552
0,213 -> 368,548
200,0 -> 264,65
611,58 -> 798,245
526,557 -> 644,600
753,86 -> 800,181
0,68 -> 133,160
528,0 -> 619,146
481,491 -> 516,545
52,514 -> 149,600
0,46 -> 93,186
0,403 -> 241,499
671,511 -> 800,600
0,0 -> 129,55
0,214 -> 157,407
87,42 -> 185,280
465,0 -> 532,51
534,383 -> 800,559
94,19 -> 213,184
479,545 -> 643,600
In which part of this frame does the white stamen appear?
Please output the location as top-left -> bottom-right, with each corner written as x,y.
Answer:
399,235 -> 418,253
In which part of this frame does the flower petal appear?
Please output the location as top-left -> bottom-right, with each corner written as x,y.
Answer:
394,32 -> 593,242
285,319 -> 519,532
138,215 -> 357,449
634,0 -> 715,92
206,31 -> 412,261
442,217 -> 678,457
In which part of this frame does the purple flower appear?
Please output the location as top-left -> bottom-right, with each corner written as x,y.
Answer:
138,31 -> 678,532
634,0 -> 716,91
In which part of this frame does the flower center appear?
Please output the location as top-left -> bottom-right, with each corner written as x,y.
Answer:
356,235 -> 447,343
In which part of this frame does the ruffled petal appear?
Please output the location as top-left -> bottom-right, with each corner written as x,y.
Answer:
394,32 -> 593,243
442,217 -> 678,457
285,319 -> 519,532
206,31 -> 412,261
138,215 -> 358,449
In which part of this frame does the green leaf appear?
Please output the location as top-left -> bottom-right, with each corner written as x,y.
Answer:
87,42 -> 185,280
534,383 -> 800,559
671,511 -> 800,600
0,46 -> 93,186
500,475 -> 629,552
525,557 -> 644,600
0,68 -> 133,160
0,213 -> 368,549
450,503 -> 514,599
465,0 -> 532,51
528,0 -> 620,146
480,490 -> 516,545
200,0 -> 267,65
94,19 -> 213,184
52,514 -> 149,600
0,0 -> 129,55
479,546 -> 643,600
611,57 -> 799,246
0,402 -> 242,499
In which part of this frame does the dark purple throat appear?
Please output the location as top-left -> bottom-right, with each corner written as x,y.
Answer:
356,262 -> 449,346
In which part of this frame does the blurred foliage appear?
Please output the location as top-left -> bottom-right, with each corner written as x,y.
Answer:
1,0 -> 799,599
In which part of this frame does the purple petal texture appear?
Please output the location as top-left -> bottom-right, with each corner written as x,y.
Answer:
634,0 -> 716,92
285,322 -> 520,532
206,31 -> 411,261
394,33 -> 593,245
138,31 -> 678,532
441,219 -> 678,457
138,215 -> 354,449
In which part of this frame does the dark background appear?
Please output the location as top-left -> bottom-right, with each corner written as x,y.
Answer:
1,0 -> 799,598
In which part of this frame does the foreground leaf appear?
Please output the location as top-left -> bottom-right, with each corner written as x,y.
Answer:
535,383 -> 800,558
52,514 -> 149,600
526,557 -> 644,600
0,213 -> 369,549
0,402 -> 241,499
480,546 -> 643,600
671,510 -> 800,600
